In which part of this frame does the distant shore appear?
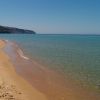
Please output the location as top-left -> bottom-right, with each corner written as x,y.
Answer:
0,25 -> 36,34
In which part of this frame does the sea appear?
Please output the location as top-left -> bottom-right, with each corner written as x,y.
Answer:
0,34 -> 100,92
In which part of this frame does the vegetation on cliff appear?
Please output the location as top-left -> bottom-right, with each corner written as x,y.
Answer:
0,25 -> 36,34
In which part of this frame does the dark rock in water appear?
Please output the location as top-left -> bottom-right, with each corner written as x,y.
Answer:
0,25 -> 36,34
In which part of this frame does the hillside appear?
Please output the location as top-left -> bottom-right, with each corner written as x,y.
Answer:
0,25 -> 36,34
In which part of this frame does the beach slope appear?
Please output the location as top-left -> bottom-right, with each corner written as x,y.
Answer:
0,40 -> 47,100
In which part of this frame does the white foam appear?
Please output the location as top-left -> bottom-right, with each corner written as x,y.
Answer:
5,40 -> 9,42
18,49 -> 29,60
5,40 -> 29,60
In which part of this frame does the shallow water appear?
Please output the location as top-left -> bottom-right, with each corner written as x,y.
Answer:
0,34 -> 100,92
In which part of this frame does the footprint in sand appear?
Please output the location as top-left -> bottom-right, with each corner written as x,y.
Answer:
0,82 -> 22,100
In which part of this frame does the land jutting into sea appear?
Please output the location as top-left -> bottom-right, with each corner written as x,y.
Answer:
0,25 -> 36,34
0,38 -> 100,100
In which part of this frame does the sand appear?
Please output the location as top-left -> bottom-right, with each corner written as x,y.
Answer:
0,40 -> 47,100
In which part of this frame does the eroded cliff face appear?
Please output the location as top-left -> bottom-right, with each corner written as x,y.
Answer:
0,25 -> 36,34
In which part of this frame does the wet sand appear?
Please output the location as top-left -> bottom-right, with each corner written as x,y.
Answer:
0,40 -> 47,100
3,40 -> 100,100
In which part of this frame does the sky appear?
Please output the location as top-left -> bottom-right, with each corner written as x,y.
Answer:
0,0 -> 100,34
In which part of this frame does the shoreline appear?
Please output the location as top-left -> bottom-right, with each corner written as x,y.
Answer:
0,40 -> 47,100
3,40 -> 100,100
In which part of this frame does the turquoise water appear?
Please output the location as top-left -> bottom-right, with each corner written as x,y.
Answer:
0,34 -> 100,90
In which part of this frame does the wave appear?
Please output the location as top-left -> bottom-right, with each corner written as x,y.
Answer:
17,48 -> 30,60
4,39 -> 30,60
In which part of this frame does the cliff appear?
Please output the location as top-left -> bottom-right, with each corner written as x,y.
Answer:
0,25 -> 36,34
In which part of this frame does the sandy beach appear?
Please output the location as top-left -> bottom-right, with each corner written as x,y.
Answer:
0,39 -> 99,100
0,40 -> 47,100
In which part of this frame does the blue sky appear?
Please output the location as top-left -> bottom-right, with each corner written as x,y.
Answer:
0,0 -> 100,34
